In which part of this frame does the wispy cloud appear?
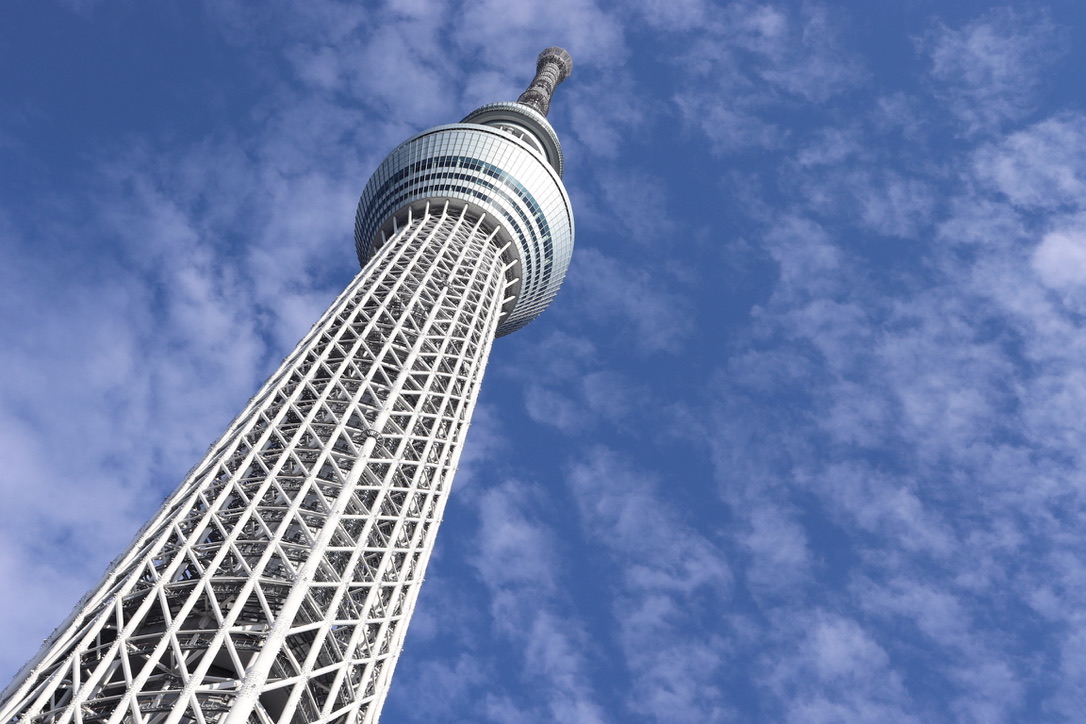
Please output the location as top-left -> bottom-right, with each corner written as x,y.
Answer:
564,247 -> 693,353
673,2 -> 866,154
567,448 -> 731,722
10,2 -> 1086,720
759,611 -> 917,724
470,480 -> 609,723
973,114 -> 1086,210
918,8 -> 1065,134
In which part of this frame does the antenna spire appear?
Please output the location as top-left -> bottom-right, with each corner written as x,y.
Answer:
517,47 -> 573,117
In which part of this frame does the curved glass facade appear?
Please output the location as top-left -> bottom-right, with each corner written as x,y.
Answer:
354,122 -> 574,337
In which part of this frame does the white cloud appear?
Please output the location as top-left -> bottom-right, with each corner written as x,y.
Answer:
452,0 -> 626,73
920,8 -> 1065,133
1033,227 -> 1086,289
973,114 -> 1086,211
696,79 -> 1086,714
592,167 -> 673,246
581,370 -> 640,423
565,69 -> 648,159
743,503 -> 812,596
795,126 -> 863,168
855,172 -> 935,239
760,215 -> 845,300
473,482 -> 556,598
565,247 -> 693,353
760,612 -> 917,724
817,464 -> 954,558
469,480 -> 608,723
397,654 -> 485,719
855,576 -> 1029,722
673,2 -> 866,154
1049,627 -> 1086,717
630,0 -> 710,31
523,384 -> 584,433
520,370 -> 644,435
756,4 -> 867,104
568,448 -> 731,722
807,615 -> 891,682
1029,220 -> 1086,315
674,93 -> 785,154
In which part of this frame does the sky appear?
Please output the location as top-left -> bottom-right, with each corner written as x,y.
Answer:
4,0 -> 1086,721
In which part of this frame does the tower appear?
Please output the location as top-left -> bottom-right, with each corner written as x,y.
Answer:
1,47 -> 574,724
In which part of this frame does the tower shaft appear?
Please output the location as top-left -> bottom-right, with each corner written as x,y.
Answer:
1,202 -> 508,724
4,45 -> 575,724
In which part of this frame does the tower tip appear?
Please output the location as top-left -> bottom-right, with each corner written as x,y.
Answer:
517,47 -> 573,117
539,47 -> 573,82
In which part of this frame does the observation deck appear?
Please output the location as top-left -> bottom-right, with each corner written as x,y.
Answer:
354,48 -> 575,337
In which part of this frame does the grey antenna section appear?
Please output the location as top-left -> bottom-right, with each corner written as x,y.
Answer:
516,47 -> 573,117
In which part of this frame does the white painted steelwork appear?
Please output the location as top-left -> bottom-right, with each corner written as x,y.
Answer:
0,47 -> 574,724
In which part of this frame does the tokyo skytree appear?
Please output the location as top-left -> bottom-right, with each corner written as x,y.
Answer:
1,47 -> 575,724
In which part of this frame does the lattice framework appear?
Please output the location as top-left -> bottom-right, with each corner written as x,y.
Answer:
1,202 -> 509,724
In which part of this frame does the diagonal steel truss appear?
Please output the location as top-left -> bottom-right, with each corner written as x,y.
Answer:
2,202 -> 509,724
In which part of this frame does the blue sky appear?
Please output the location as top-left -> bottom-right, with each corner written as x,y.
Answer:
4,1 -> 1086,721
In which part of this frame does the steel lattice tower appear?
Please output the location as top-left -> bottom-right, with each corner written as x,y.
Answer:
1,47 -> 575,724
